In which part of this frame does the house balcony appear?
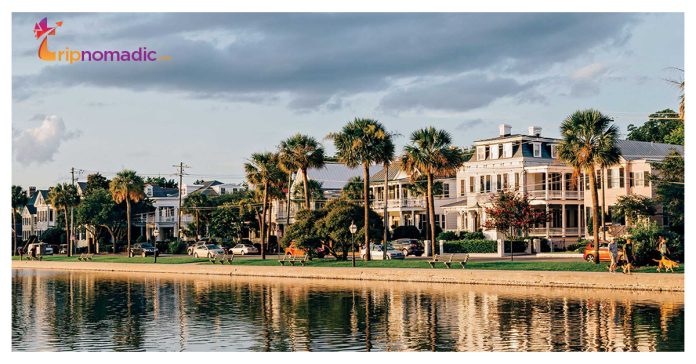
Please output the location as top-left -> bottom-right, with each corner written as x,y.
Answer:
372,198 -> 426,210
527,190 -> 583,200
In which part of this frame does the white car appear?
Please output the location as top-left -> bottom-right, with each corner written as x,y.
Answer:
229,243 -> 259,255
192,244 -> 226,258
360,244 -> 405,260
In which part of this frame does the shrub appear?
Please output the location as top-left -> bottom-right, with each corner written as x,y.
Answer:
628,221 -> 682,265
459,231 -> 485,240
392,225 -> 421,240
168,240 -> 188,254
503,240 -> 528,253
420,225 -> 442,240
155,241 -> 169,253
443,239 -> 497,253
436,231 -> 458,241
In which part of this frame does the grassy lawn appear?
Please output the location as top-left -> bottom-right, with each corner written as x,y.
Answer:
12,255 -> 683,273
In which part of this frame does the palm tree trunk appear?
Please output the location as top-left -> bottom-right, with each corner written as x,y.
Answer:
261,182 -> 269,260
363,163 -> 371,261
195,210 -> 200,238
427,173 -> 436,256
126,199 -> 132,254
302,167 -> 310,210
588,168 -> 600,264
64,207 -> 71,257
383,163 -> 389,261
286,172 -> 293,225
424,192 -> 430,244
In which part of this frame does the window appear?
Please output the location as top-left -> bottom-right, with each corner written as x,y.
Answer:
490,144 -> 499,159
477,146 -> 486,161
439,183 -> 450,198
503,173 -> 509,190
532,143 -> 542,157
485,175 -> 491,192
550,144 -> 558,159
643,171 -> 651,187
619,167 -> 625,188
503,143 -> 513,158
607,169 -> 613,188
480,175 -> 485,193
496,175 -> 502,191
469,176 -> 475,193
596,170 -> 602,189
629,172 -> 634,187
460,180 -> 466,196
515,173 -> 520,190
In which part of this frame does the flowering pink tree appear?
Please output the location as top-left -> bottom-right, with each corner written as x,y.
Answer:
483,191 -> 550,241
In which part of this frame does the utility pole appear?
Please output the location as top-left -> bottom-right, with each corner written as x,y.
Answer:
173,162 -> 190,242
601,167 -> 607,241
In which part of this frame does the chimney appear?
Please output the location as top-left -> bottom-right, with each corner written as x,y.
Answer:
499,124 -> 512,137
528,126 -> 542,137
28,186 -> 36,197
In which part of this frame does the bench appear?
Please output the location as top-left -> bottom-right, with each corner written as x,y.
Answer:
26,254 -> 42,261
77,253 -> 93,261
428,253 -> 469,269
210,253 -> 234,264
279,254 -> 309,266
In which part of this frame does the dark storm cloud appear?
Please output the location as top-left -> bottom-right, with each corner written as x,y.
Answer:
13,13 -> 640,111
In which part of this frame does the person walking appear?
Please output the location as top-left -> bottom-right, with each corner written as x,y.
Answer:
608,239 -> 618,273
623,238 -> 635,274
658,236 -> 670,259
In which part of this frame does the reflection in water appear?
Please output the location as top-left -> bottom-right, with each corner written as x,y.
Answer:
12,269 -> 684,352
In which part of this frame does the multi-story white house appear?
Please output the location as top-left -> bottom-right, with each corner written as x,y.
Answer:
21,189 -> 57,240
443,124 -> 586,245
369,161 -> 458,231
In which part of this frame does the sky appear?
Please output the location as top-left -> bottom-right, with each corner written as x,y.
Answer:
12,12 -> 684,189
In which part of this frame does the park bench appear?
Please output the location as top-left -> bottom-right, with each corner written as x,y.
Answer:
210,253 -> 235,264
26,254 -> 42,261
428,253 -> 469,269
77,253 -> 93,261
279,254 -> 309,266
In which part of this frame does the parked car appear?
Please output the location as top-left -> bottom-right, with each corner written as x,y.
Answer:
43,244 -> 54,255
583,241 -> 623,262
360,243 -> 405,260
192,244 -> 226,258
390,238 -> 424,256
187,241 -> 209,256
229,243 -> 259,255
284,242 -> 326,258
129,243 -> 159,257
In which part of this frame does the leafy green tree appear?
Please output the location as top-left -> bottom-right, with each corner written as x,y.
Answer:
316,199 -> 384,260
11,185 -> 28,255
292,179 -> 323,203
244,152 -> 285,259
182,193 -> 213,238
77,188 -> 122,253
328,118 -> 395,260
209,205 -> 244,242
278,134 -> 325,210
144,176 -> 178,188
401,127 -> 466,255
558,109 -> 621,264
406,177 -> 443,240
48,183 -> 80,256
109,169 -> 145,254
651,150 -> 684,232
626,109 -> 683,145
281,209 -> 325,256
483,192 -> 550,244
613,194 -> 656,227
341,176 -> 363,201
40,227 -> 65,246
85,173 -> 110,194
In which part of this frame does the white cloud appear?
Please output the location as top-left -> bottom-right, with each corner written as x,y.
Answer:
571,63 -> 608,80
13,115 -> 81,165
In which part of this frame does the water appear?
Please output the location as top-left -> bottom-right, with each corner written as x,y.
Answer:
12,269 -> 684,352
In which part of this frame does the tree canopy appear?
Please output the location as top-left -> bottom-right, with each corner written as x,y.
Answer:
627,109 -> 683,145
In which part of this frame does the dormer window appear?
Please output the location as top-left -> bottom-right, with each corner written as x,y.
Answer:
503,143 -> 513,158
532,142 -> 542,158
477,146 -> 486,161
490,144 -> 499,159
550,144 -> 559,159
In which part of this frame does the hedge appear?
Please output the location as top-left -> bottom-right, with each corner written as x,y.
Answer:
442,239 -> 497,253
503,240 -> 528,253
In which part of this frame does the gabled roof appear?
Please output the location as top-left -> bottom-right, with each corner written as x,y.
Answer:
301,162 -> 381,190
149,185 -> 179,198
441,199 -> 468,208
616,140 -> 683,161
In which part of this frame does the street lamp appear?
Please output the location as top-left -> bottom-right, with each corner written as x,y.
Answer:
349,221 -> 358,267
153,229 -> 160,263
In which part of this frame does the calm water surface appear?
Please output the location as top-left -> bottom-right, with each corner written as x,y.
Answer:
12,269 -> 684,352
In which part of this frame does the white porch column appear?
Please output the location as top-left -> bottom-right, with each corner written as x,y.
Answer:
578,204 -> 582,237
545,203 -> 550,238
521,170 -> 527,193
399,210 -> 403,227
561,204 -> 566,237
545,171 -> 549,200
561,173 -> 566,199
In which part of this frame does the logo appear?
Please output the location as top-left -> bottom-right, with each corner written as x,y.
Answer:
33,17 -> 171,64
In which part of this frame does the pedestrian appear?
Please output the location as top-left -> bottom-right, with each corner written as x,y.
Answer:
657,236 -> 670,259
608,239 -> 618,273
623,238 -> 635,274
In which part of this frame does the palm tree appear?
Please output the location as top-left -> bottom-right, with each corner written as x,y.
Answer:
48,183 -> 79,256
244,152 -> 284,259
182,193 -> 213,239
278,134 -> 325,210
558,109 -> 621,264
328,118 -> 395,260
666,67 -> 684,121
109,169 -> 145,255
401,127 -> 466,256
12,185 -> 28,255
406,177 -> 444,242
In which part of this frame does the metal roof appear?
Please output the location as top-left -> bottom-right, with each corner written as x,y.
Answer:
616,140 -> 683,161
304,163 -> 381,190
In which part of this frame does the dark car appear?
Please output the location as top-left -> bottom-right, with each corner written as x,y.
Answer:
390,238 -> 424,256
129,243 -> 159,257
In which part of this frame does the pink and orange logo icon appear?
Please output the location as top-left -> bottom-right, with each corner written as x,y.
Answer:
34,17 -> 62,61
